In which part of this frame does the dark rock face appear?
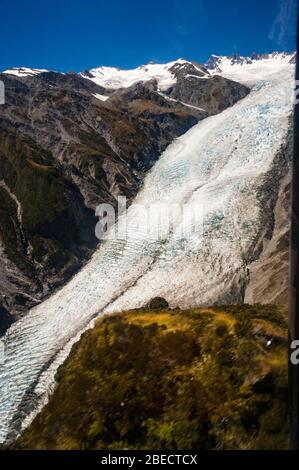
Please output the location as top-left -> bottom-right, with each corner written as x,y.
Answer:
204,55 -> 222,72
0,64 -> 250,328
250,52 -> 270,61
158,60 -> 250,114
229,53 -> 252,66
146,297 -> 169,310
289,52 -> 296,64
166,74 -> 249,114
244,131 -> 292,305
0,305 -> 13,336
168,60 -> 209,79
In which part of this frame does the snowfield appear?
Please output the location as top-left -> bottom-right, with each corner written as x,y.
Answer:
207,52 -> 294,87
3,67 -> 50,77
0,55 -> 294,443
82,58 -> 209,90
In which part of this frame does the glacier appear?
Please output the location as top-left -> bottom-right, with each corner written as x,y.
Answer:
0,57 -> 294,443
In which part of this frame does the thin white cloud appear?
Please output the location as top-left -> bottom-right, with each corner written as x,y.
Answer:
269,0 -> 296,48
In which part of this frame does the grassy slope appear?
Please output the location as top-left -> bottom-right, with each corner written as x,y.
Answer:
15,304 -> 289,450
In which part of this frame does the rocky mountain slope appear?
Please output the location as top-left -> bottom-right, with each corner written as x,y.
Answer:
204,51 -> 294,305
0,61 -> 249,331
0,52 -> 293,445
244,166 -> 291,305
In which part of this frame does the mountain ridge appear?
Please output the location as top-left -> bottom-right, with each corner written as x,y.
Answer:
0,59 -> 249,330
2,50 -> 294,82
0,51 -> 293,444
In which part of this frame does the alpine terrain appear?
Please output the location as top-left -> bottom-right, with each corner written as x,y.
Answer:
0,51 -> 294,445
0,59 -> 248,331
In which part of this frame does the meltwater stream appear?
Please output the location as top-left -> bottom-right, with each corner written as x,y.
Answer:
0,63 -> 293,443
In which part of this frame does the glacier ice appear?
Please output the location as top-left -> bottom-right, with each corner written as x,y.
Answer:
0,58 -> 294,443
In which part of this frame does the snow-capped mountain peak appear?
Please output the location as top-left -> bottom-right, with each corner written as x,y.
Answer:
0,50 -> 293,444
205,51 -> 294,72
205,51 -> 294,86
2,67 -> 50,77
81,59 -> 210,91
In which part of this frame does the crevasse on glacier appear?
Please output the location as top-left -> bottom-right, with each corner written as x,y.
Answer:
0,59 -> 294,443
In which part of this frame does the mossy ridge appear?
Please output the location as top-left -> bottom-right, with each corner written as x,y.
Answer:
15,304 -> 288,451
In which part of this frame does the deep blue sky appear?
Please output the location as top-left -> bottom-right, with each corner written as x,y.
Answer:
0,0 -> 296,72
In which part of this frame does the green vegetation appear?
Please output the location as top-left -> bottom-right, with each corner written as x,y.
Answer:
15,303 -> 289,450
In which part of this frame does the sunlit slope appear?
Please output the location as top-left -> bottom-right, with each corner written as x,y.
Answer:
14,304 -> 288,450
0,60 -> 293,443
